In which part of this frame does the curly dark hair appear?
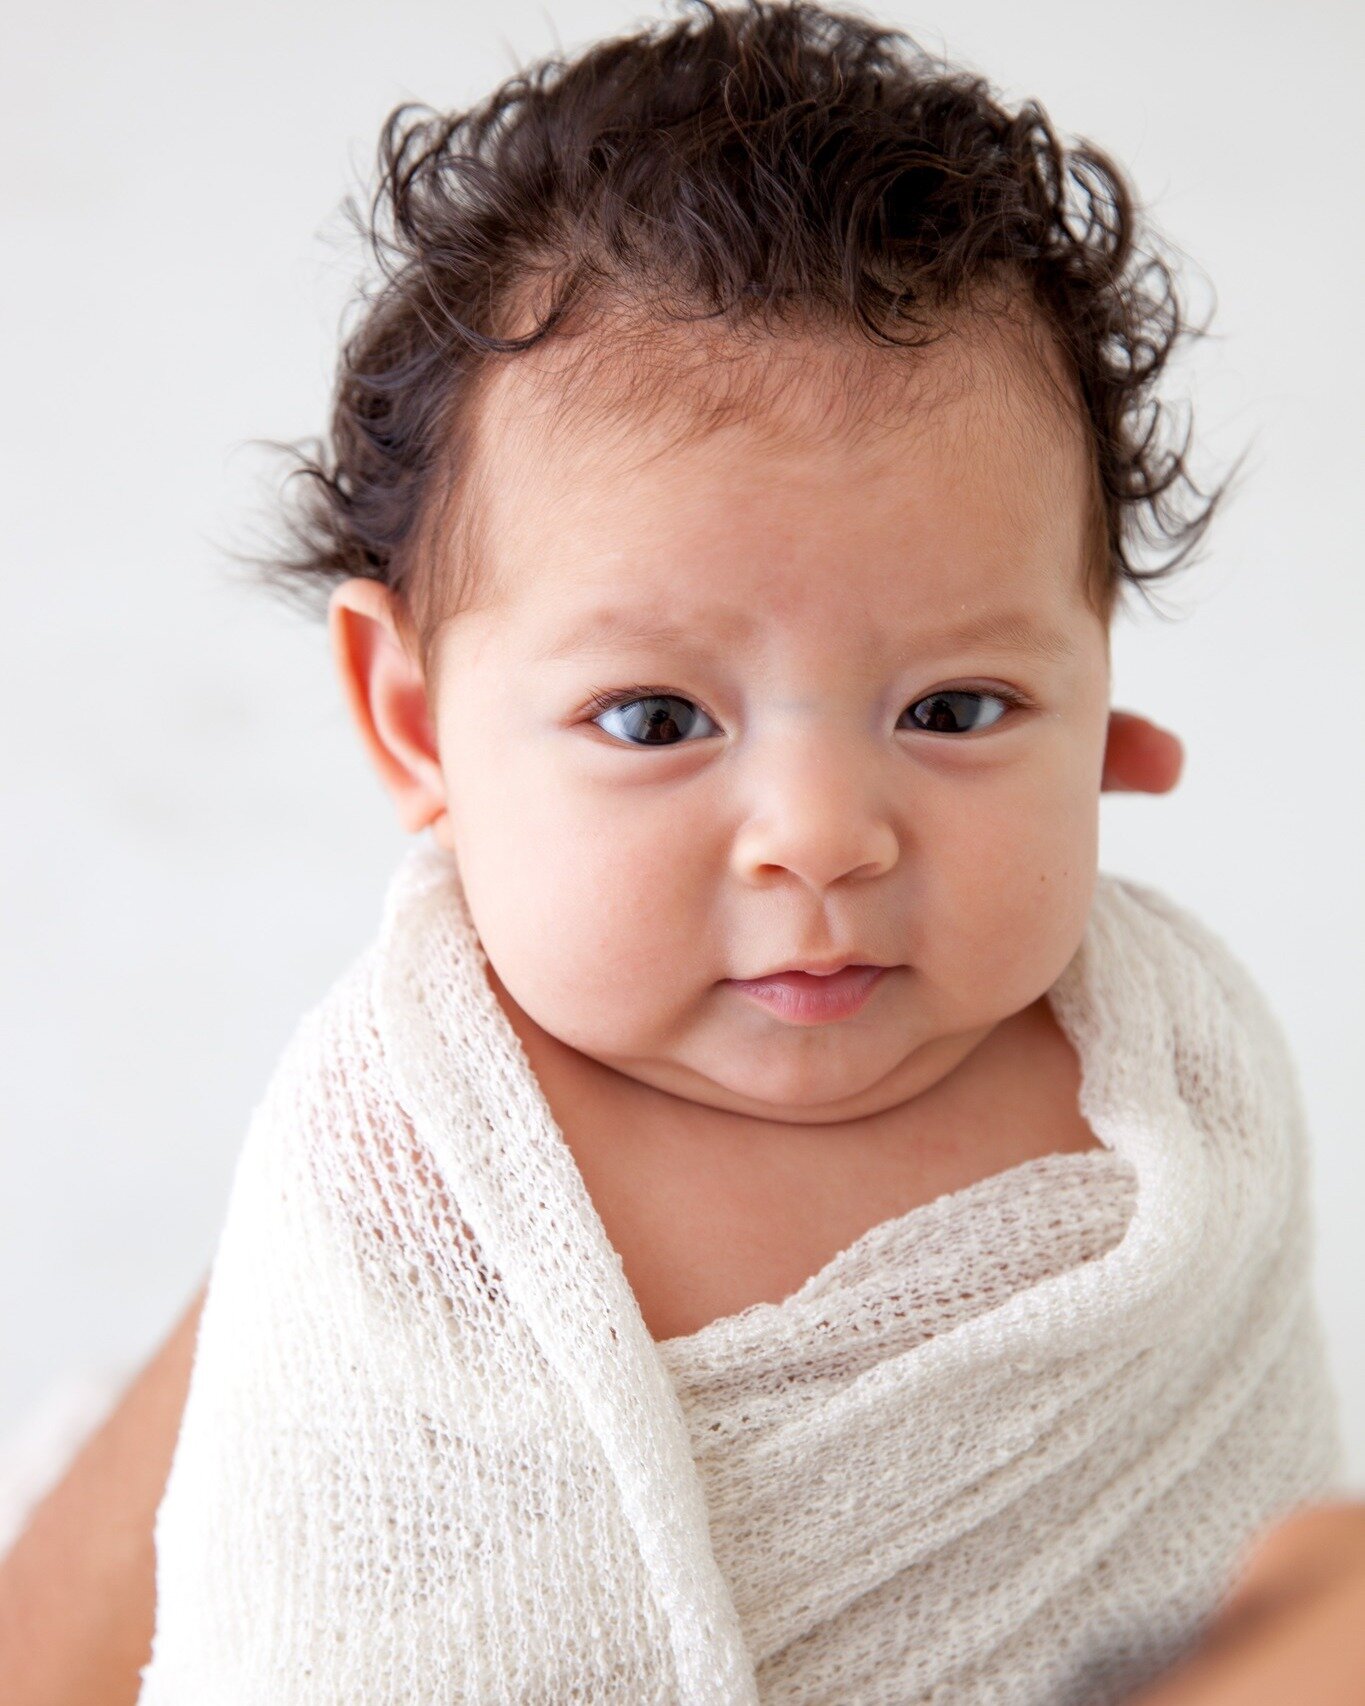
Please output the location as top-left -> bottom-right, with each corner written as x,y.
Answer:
232,0 -> 1237,670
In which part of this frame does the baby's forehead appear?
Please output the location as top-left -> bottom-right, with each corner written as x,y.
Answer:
461,313 -> 1090,588
448,348 -> 1087,647
424,299 -> 1100,655
481,301 -> 1081,476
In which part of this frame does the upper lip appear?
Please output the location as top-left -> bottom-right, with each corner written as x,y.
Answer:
741,956 -> 892,979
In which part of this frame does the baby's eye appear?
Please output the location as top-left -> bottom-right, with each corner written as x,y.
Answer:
586,690 -> 717,747
902,689 -> 1016,735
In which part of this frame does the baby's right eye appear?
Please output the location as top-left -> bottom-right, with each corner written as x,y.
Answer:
587,689 -> 717,747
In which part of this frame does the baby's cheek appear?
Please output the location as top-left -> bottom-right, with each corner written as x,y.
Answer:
940,804 -> 1098,1002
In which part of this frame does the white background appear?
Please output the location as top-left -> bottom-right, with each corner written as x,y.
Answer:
3,0 -> 1361,1520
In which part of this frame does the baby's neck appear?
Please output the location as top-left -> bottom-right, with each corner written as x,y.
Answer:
527,993 -> 1100,1344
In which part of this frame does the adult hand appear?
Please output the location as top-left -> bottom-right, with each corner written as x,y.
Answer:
1119,1500 -> 1365,1705
1102,710 -> 1184,794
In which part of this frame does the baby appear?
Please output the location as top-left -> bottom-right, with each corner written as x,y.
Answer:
5,2 -> 1351,1703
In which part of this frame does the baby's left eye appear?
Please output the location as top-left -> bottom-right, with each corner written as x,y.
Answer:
902,690 -> 1016,735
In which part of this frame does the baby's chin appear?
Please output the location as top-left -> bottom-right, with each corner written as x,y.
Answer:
616,1001 -> 1006,1129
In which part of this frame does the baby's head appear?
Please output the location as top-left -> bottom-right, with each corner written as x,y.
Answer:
253,0 -> 1225,1122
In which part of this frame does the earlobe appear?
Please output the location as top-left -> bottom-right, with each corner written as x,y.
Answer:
328,577 -> 449,834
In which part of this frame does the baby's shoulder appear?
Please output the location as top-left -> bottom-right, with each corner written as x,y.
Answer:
256,942 -> 482,1262
1095,871 -> 1271,1004
1092,870 -> 1302,1109
250,940 -> 386,1115
235,941 -> 409,1194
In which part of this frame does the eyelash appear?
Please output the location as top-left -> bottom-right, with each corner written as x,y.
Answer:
581,681 -> 1032,740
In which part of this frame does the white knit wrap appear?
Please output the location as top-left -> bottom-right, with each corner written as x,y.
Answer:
139,838 -> 1346,1704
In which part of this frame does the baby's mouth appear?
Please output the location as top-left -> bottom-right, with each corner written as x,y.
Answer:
724,965 -> 887,1025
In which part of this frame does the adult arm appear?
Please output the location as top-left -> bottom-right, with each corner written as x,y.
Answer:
1119,1501 -> 1365,1706
0,1278 -> 207,1706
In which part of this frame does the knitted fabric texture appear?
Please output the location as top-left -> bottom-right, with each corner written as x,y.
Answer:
138,838 -> 1345,1705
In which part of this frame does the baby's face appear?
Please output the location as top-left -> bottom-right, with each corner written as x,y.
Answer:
425,319 -> 1111,1124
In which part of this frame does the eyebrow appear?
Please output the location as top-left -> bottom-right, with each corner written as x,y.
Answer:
533,603 -> 1077,664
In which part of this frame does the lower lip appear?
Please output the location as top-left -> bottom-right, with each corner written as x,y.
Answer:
726,965 -> 888,1024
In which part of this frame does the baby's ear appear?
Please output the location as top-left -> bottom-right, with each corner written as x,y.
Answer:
328,577 -> 448,835
1101,709 -> 1184,794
